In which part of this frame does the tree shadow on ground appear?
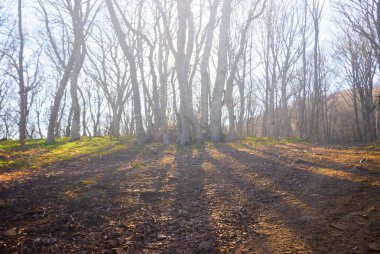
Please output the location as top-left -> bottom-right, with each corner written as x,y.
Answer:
1,142 -> 379,253
259,143 -> 379,176
207,143 -> 379,253
0,144 -> 152,253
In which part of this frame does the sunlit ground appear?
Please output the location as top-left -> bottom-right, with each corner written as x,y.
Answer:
230,137 -> 380,187
0,136 -> 134,183
1,137 -> 379,253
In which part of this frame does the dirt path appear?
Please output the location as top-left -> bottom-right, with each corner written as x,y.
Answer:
1,142 -> 380,253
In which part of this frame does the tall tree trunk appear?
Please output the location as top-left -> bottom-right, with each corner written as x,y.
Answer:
110,107 -> 119,137
47,69 -> 73,143
65,106 -> 73,137
70,44 -> 86,141
44,0 -> 88,144
237,71 -> 245,137
175,1 -> 202,145
158,34 -> 169,144
210,0 -> 232,141
366,87 -> 377,141
352,87 -> 363,141
56,93 -> 67,137
225,5 -> 264,140
309,1 -> 322,141
106,0 -> 146,144
200,0 -> 219,134
171,74 -> 181,143
377,95 -> 380,141
155,0 -> 202,144
225,77 -> 237,140
269,51 -> 277,138
280,70 -> 291,136
69,82 -> 80,141
262,24 -> 271,136
78,87 -> 87,136
17,0 -> 26,149
93,90 -> 102,136
300,0 -> 308,138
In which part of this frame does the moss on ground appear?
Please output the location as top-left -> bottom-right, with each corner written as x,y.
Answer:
229,136 -> 307,149
0,136 -> 134,170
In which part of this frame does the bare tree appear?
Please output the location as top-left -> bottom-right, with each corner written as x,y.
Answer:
224,1 -> 265,140
277,2 -> 303,137
299,0 -> 309,138
16,0 -> 27,148
106,0 -> 147,144
40,0 -> 99,143
156,11 -> 171,144
200,0 -> 220,134
259,0 -> 281,138
210,0 -> 233,141
336,0 -> 380,141
87,27 -> 131,137
336,32 -> 378,142
4,0 -> 42,148
156,0 -> 203,145
308,0 -> 324,141
336,0 -> 380,68
377,94 -> 380,140
115,1 -> 168,143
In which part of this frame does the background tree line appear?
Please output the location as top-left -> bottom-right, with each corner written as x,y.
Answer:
0,0 -> 379,147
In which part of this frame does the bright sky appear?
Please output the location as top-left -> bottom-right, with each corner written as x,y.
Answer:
0,0 -> 337,41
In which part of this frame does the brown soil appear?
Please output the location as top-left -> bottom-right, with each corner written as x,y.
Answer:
1,142 -> 380,253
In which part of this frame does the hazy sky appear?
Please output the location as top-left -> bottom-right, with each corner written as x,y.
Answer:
0,0 -> 337,42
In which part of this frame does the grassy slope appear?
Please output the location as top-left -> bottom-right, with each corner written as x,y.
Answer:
1,135 -> 378,172
229,136 -> 307,149
0,136 -> 134,170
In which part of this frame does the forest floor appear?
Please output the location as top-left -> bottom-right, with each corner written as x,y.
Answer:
1,137 -> 380,253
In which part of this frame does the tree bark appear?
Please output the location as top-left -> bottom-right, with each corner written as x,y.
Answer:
309,1 -> 323,141
17,0 -> 26,149
175,1 -> 202,145
106,0 -> 146,144
224,5 -> 264,140
70,42 -> 86,141
158,32 -> 170,144
45,0 -> 87,143
210,0 -> 232,141
200,0 -> 219,134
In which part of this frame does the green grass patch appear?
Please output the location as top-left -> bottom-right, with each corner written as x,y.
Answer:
190,143 -> 204,153
161,144 -> 177,154
132,161 -> 145,169
80,179 -> 95,185
0,201 -> 11,209
0,136 -> 134,171
0,139 -> 46,151
366,141 -> 380,149
231,136 -> 307,148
